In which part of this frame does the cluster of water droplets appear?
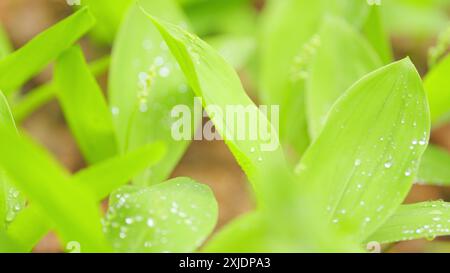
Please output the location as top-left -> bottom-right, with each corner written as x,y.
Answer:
5,187 -> 23,223
399,201 -> 450,241
102,183 -> 210,252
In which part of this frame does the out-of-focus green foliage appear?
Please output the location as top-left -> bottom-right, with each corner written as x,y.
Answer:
55,46 -> 117,164
0,7 -> 95,96
6,143 -> 166,251
145,13 -> 287,203
0,92 -> 24,231
418,145 -> 450,186
368,201 -> 450,243
0,126 -> 111,252
424,54 -> 450,126
109,0 -> 194,186
12,55 -> 111,123
0,25 -> 12,60
306,16 -> 382,138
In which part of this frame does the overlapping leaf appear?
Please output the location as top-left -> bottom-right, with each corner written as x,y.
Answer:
103,177 -> 217,252
297,58 -> 430,242
306,16 -> 382,138
0,7 -> 95,96
55,46 -> 117,164
109,0 -> 194,186
6,143 -> 165,251
0,92 -> 24,229
368,201 -> 450,244
417,145 -> 450,186
424,54 -> 450,126
145,13 -> 286,203
0,127 -> 110,252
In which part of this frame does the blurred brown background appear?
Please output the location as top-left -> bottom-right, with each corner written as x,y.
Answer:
1,0 -> 449,252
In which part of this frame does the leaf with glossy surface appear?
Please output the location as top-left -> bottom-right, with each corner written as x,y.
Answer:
368,201 -> 450,244
0,7 -> 95,96
55,46 -> 117,164
297,58 -> 430,242
306,16 -> 382,138
145,14 -> 287,202
109,0 -> 194,186
103,177 -> 218,252
6,142 -> 166,251
424,54 -> 450,126
417,145 -> 450,186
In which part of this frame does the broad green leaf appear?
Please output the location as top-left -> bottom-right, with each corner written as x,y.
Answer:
0,127 -> 110,252
306,16 -> 382,138
145,13 -> 287,202
55,46 -> 117,164
6,143 -> 166,252
368,201 -> 450,244
109,0 -> 194,186
0,92 -> 24,229
0,24 -> 12,60
0,7 -> 95,96
362,5 -> 393,64
424,54 -> 450,126
296,58 -> 430,242
13,55 -> 111,123
417,145 -> 450,186
103,177 -> 218,252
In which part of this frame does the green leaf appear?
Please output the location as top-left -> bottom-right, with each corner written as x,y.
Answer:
0,127 -> 110,252
206,35 -> 255,70
296,58 -> 430,242
417,145 -> 450,186
145,13 -> 287,202
55,46 -> 117,164
104,177 -> 218,252
424,54 -> 450,126
183,0 -> 256,37
259,0 -> 372,157
368,201 -> 450,244
0,91 -> 24,229
83,0 -> 133,44
204,212 -> 270,252
109,0 -> 194,186
0,229 -> 24,252
74,143 -> 167,200
306,16 -> 382,138
0,24 -> 12,60
12,55 -> 111,124
259,0 -> 326,156
6,142 -> 166,251
0,7 -> 95,96
362,6 -> 393,64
